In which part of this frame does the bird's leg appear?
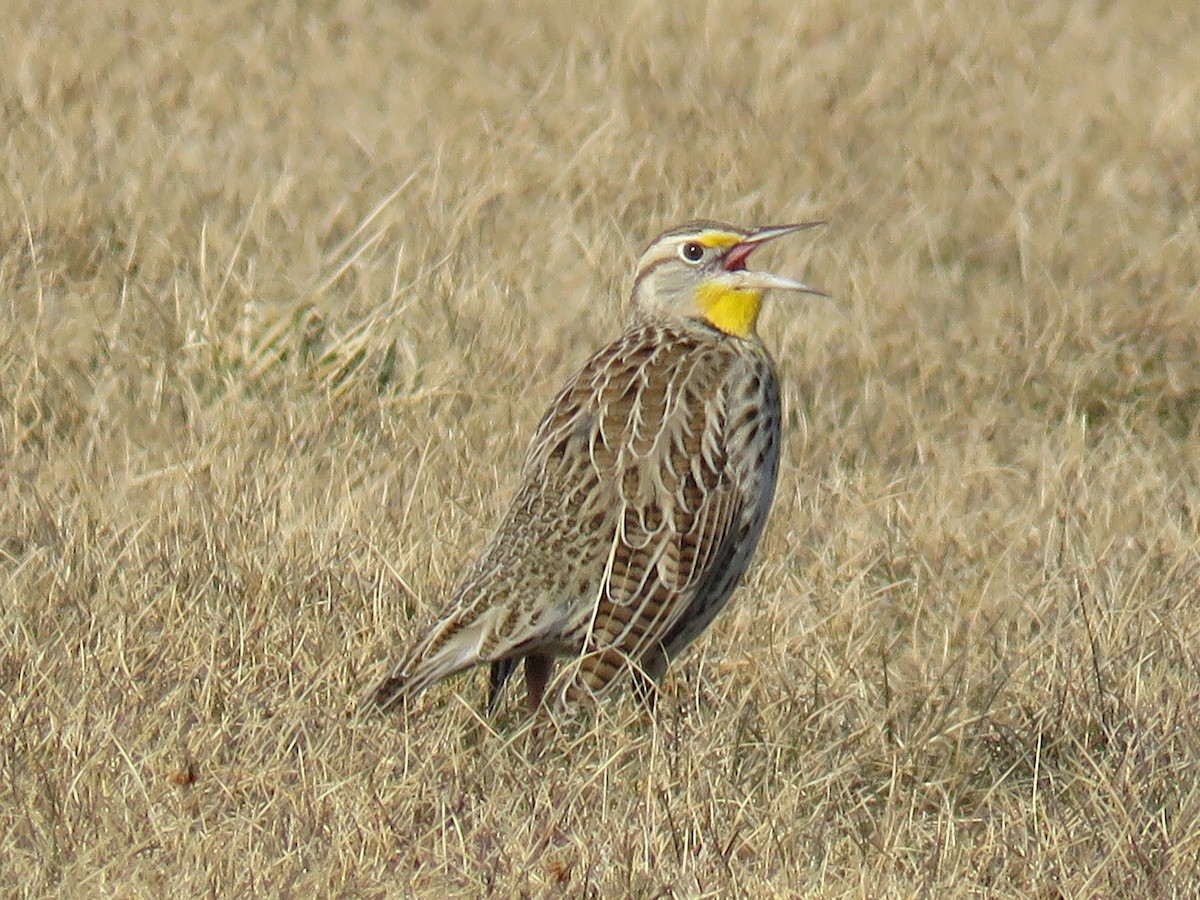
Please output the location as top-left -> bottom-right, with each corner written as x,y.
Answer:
631,669 -> 660,711
523,654 -> 554,713
633,645 -> 668,711
487,659 -> 518,713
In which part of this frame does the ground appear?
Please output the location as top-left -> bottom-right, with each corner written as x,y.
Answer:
2,0 -> 1199,895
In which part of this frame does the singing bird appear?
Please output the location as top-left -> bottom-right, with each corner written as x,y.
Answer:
366,220 -> 825,715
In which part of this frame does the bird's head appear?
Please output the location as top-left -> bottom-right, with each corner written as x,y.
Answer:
629,220 -> 826,339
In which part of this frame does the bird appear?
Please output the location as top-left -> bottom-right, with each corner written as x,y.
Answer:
365,219 -> 825,716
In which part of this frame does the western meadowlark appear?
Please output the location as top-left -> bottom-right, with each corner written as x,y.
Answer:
366,220 -> 824,715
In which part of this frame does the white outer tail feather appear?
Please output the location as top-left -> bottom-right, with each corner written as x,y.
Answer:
366,613 -> 494,711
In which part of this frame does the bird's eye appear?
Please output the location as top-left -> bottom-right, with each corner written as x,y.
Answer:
680,241 -> 705,263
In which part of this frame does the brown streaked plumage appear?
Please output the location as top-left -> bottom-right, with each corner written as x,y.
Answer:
365,220 -> 825,715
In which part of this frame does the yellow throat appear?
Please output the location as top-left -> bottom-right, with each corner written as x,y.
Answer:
695,281 -> 764,339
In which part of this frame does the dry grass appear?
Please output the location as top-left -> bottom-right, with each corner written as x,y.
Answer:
3,0 -> 1200,895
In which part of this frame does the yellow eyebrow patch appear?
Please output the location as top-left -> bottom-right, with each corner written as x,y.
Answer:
697,231 -> 742,249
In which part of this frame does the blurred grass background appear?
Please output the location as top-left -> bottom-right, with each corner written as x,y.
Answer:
2,0 -> 1198,894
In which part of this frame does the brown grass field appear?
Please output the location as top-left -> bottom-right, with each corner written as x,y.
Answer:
3,0 -> 1200,895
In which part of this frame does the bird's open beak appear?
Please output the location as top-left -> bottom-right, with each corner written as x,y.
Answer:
723,221 -> 827,296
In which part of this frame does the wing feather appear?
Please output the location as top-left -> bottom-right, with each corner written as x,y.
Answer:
574,335 -> 747,693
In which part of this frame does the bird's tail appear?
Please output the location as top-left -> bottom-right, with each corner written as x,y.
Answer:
362,615 -> 491,714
